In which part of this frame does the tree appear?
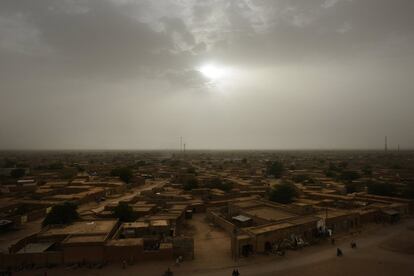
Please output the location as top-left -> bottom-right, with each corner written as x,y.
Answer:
367,182 -> 396,197
345,182 -> 358,194
48,162 -> 64,170
183,177 -> 199,191
325,170 -> 336,178
292,174 -> 310,183
402,183 -> 414,199
113,202 -> 136,222
339,171 -> 360,182
135,160 -> 146,167
2,158 -> 16,168
328,162 -> 338,171
268,182 -> 298,204
10,168 -> 25,178
362,165 -> 372,176
207,177 -> 233,192
266,161 -> 284,178
391,163 -> 403,170
111,167 -> 133,183
61,168 -> 77,179
42,202 -> 79,227
339,161 -> 348,169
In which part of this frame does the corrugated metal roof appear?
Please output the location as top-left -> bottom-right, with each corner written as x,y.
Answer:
232,215 -> 252,222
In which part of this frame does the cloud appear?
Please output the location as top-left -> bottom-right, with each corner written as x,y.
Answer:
0,13 -> 51,56
2,0 -> 414,82
322,0 -> 341,9
0,0 -> 413,149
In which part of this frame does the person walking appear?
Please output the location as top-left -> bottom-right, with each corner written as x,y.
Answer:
232,268 -> 240,276
165,267 -> 173,276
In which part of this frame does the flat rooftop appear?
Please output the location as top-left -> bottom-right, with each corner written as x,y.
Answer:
63,234 -> 107,244
39,220 -> 118,238
233,200 -> 261,209
17,242 -> 54,254
246,222 -> 294,235
150,219 -> 169,227
244,206 -> 297,222
107,238 -> 143,247
287,216 -> 320,225
315,209 -> 351,219
123,222 -> 149,229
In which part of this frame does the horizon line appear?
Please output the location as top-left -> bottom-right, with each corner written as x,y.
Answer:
0,148 -> 412,152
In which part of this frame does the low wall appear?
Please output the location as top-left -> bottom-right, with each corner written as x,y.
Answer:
9,233 -> 38,254
173,237 -> 194,260
140,247 -> 173,261
104,244 -> 143,262
207,211 -> 236,235
63,245 -> 104,264
0,251 -> 63,268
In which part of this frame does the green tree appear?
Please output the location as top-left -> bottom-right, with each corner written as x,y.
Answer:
362,165 -> 372,176
367,182 -> 396,197
61,168 -> 77,179
328,162 -> 337,171
183,177 -> 199,191
391,163 -> 403,170
10,168 -> 25,178
2,158 -> 16,168
402,183 -> 414,199
325,170 -> 336,178
207,177 -> 233,192
42,202 -> 79,227
113,202 -> 136,222
111,167 -> 133,183
268,182 -> 298,204
48,162 -> 64,170
266,161 -> 284,178
135,160 -> 146,167
339,170 -> 360,182
339,161 -> 349,169
345,182 -> 358,194
292,174 -> 310,183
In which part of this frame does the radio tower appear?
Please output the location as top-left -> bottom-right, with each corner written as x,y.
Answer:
384,136 -> 388,153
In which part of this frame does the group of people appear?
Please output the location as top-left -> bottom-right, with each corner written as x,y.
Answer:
336,240 -> 358,257
232,268 -> 240,276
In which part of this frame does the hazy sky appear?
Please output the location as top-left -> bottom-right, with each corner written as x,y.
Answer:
1,0 -> 413,150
